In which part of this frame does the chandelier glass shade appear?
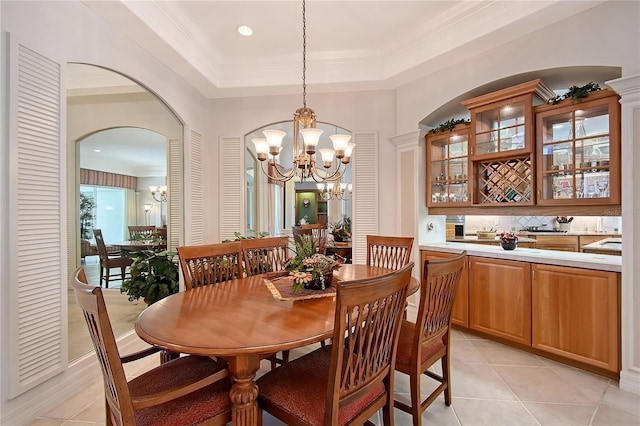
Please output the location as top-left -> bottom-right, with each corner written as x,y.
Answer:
252,0 -> 354,183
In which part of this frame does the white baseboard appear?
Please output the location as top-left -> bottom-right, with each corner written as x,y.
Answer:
619,368 -> 640,395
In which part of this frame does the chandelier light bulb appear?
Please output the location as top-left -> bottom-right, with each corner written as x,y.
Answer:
262,129 -> 286,156
252,138 -> 269,161
330,134 -> 351,158
319,148 -> 335,167
344,142 -> 356,158
299,128 -> 323,153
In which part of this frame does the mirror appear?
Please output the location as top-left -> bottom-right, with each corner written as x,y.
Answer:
245,121 -> 352,237
67,63 -> 182,361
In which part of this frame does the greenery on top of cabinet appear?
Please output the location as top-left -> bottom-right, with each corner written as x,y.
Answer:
428,118 -> 471,134
547,82 -> 601,105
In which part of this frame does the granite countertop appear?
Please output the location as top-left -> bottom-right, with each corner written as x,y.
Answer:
420,242 -> 621,273
581,237 -> 622,254
449,236 -> 537,243
516,231 -> 621,237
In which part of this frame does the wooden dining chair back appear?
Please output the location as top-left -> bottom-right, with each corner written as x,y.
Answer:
93,228 -> 133,288
292,224 -> 327,254
367,235 -> 415,269
70,267 -> 231,426
177,241 -> 244,290
241,236 -> 291,276
128,225 -> 156,240
394,251 -> 466,426
258,262 -> 414,425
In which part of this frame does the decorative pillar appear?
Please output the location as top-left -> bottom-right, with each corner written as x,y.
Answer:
608,74 -> 640,395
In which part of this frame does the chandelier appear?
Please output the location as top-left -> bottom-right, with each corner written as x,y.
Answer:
252,0 -> 354,183
317,182 -> 352,201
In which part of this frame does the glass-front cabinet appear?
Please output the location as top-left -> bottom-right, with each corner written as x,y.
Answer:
426,124 -> 471,206
535,89 -> 620,205
463,79 -> 555,161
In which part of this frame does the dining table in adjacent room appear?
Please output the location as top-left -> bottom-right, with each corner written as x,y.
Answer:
111,240 -> 166,254
134,263 -> 418,426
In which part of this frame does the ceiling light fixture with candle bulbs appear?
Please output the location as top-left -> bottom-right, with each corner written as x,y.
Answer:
251,0 -> 354,183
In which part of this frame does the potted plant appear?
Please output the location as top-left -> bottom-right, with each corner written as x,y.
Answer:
121,250 -> 179,304
285,234 -> 341,291
331,216 -> 352,243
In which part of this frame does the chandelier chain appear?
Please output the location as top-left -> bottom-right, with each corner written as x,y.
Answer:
302,0 -> 307,108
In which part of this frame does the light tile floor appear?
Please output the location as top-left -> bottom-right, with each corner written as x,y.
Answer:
31,329 -> 640,426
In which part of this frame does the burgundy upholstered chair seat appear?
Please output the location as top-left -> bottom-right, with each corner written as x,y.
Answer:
130,356 -> 231,426
258,345 -> 385,426
395,320 -> 446,368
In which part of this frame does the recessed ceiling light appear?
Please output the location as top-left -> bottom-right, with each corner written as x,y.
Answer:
93,149 -> 101,153
237,25 -> 253,37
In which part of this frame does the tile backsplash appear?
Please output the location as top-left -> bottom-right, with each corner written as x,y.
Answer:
464,215 -> 621,234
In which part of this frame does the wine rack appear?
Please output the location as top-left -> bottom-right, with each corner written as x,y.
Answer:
476,156 -> 533,204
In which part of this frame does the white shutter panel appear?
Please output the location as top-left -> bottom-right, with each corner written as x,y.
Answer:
167,138 -> 182,249
352,131 -> 379,264
8,39 -> 65,397
219,136 -> 242,241
186,130 -> 204,245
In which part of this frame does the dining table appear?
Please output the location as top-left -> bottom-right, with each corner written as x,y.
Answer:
135,263 -> 418,426
111,240 -> 167,254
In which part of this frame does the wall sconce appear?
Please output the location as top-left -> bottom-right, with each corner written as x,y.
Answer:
143,203 -> 153,226
150,185 -> 168,226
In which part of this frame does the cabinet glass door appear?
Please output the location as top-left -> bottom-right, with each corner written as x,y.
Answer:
539,102 -> 612,202
428,132 -> 469,206
475,102 -> 526,156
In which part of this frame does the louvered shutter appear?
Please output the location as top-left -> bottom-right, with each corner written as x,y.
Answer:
186,130 -> 204,245
219,136 -> 243,241
8,38 -> 65,397
351,131 -> 379,264
166,138 -> 182,249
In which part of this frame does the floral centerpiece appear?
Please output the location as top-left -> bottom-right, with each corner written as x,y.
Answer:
285,234 -> 341,291
499,232 -> 518,250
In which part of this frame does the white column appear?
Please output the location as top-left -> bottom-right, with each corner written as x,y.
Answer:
608,74 -> 640,395
391,130 -> 423,319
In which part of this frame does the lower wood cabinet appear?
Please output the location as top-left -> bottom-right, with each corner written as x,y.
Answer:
420,250 -> 469,327
468,256 -> 531,346
532,264 -> 620,372
533,235 -> 579,252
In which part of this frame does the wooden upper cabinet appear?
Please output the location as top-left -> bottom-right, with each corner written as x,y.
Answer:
425,124 -> 471,207
535,89 -> 621,206
462,79 -> 555,206
463,79 -> 555,161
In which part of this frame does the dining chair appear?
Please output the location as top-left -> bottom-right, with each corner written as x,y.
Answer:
128,225 -> 156,240
393,251 -> 466,426
93,228 -> 133,288
292,224 -> 328,254
177,241 -> 244,290
70,267 -> 231,426
367,235 -> 415,269
241,236 -> 291,276
257,262 -> 414,425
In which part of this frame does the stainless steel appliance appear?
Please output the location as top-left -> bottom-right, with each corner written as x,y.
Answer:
446,216 -> 465,237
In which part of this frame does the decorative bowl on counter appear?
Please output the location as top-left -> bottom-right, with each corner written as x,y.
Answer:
501,241 -> 517,250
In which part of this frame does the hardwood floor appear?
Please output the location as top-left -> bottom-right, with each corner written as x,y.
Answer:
69,256 -> 145,360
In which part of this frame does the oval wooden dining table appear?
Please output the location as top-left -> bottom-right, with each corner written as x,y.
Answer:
135,263 -> 416,426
